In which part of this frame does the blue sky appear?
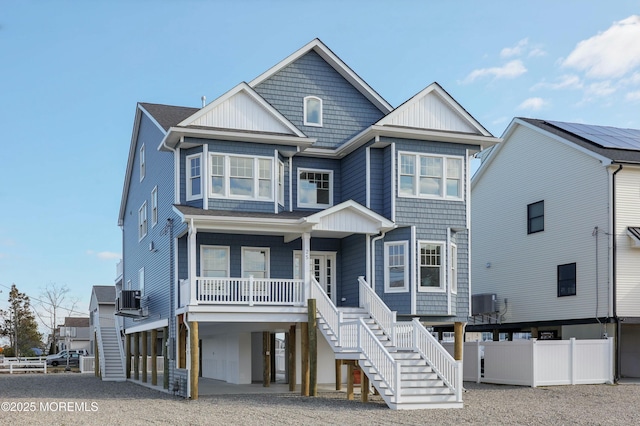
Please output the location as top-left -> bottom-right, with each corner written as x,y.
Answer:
1,1 -> 639,325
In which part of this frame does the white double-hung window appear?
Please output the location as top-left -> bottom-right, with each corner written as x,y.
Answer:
138,201 -> 147,241
201,246 -> 230,277
209,154 -> 274,201
186,154 -> 202,201
384,241 -> 409,293
418,241 -> 444,292
399,152 -> 463,200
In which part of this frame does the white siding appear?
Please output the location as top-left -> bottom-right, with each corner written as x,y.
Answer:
472,124 -> 610,324
191,91 -> 293,134
383,92 -> 476,133
614,166 -> 640,317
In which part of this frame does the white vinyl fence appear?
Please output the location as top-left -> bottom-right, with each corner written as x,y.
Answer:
443,337 -> 614,387
80,356 -> 95,373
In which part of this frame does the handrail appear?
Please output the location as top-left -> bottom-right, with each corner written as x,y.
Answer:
95,324 -> 107,377
310,277 -> 343,345
195,277 -> 305,306
412,318 -> 462,401
358,276 -> 396,344
357,317 -> 401,399
114,313 -> 126,374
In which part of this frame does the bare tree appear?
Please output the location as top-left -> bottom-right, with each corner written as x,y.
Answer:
35,283 -> 79,353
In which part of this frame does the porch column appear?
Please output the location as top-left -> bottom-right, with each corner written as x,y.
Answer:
301,321 -> 309,396
142,330 -> 148,383
188,221 -> 198,305
190,321 -> 199,399
454,322 -> 465,361
302,232 -> 311,300
151,329 -> 158,386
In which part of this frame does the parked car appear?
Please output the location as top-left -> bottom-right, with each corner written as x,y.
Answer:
47,352 -> 81,367
46,349 -> 88,360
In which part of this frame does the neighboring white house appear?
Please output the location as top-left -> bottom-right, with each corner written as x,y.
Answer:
470,118 -> 640,379
89,285 -> 117,354
56,317 -> 91,353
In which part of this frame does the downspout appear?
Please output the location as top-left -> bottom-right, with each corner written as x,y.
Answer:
447,227 -> 452,316
611,164 -> 622,382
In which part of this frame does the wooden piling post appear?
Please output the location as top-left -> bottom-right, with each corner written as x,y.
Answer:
301,322 -> 309,396
347,362 -> 354,400
151,328 -> 158,386
308,298 -> 317,396
263,331 -> 271,387
94,331 -> 99,377
190,321 -> 199,399
361,366 -> 369,403
163,326 -> 169,390
125,333 -> 131,379
133,332 -> 140,380
142,330 -> 148,383
335,359 -> 342,390
454,322 -> 465,361
288,324 -> 296,392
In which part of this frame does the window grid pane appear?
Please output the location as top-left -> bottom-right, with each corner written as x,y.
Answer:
300,171 -> 330,206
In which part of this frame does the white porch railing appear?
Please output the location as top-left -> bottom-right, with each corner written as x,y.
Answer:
180,277 -> 306,307
358,276 -> 396,344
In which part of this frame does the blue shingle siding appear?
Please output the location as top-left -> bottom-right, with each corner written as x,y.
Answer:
253,51 -> 384,150
122,113 -> 180,329
340,234 -> 367,307
369,147 -> 386,216
292,156 -> 341,211
382,145 -> 392,218
340,144 -> 367,206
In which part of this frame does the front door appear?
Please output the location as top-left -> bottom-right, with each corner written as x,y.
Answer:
294,251 -> 337,305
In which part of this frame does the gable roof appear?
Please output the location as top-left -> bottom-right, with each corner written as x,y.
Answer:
473,118 -> 640,185
249,38 -> 393,114
92,285 -> 116,304
376,82 -> 492,136
139,103 -> 199,132
176,82 -> 306,137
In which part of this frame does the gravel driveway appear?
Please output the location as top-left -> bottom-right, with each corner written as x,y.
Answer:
1,373 -> 639,425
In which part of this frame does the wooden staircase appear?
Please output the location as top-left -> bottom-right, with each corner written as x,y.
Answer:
311,279 -> 463,410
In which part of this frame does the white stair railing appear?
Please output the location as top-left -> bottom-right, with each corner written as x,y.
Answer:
310,277 -> 343,345
357,317 -> 401,400
358,276 -> 396,343
95,321 -> 106,378
411,318 -> 463,402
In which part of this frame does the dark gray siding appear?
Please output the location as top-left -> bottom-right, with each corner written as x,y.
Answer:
253,51 -> 384,150
368,146 -> 386,217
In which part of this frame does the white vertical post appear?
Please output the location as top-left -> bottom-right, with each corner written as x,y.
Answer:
476,340 -> 481,383
608,336 -> 614,384
249,275 -> 254,307
188,220 -> 197,305
302,232 -> 311,307
570,337 -> 576,385
531,338 -> 537,387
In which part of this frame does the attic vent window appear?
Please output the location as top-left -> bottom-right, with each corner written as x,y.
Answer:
304,96 -> 322,127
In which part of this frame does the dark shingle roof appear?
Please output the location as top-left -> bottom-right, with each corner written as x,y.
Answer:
64,317 -> 90,327
139,102 -> 200,131
174,205 -> 309,220
520,118 -> 640,164
92,285 -> 116,304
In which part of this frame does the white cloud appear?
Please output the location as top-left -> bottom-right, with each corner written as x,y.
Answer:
625,91 -> 640,101
532,74 -> 583,91
463,60 -> 527,83
517,97 -> 547,110
501,38 -> 529,58
86,250 -> 121,260
562,15 -> 640,79
528,48 -> 547,58
586,81 -> 616,97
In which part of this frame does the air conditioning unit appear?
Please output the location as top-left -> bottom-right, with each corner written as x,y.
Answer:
118,290 -> 141,311
472,293 -> 498,315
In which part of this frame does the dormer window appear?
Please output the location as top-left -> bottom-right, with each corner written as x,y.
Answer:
304,96 -> 322,127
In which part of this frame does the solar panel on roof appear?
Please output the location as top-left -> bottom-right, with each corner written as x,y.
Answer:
547,120 -> 640,151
